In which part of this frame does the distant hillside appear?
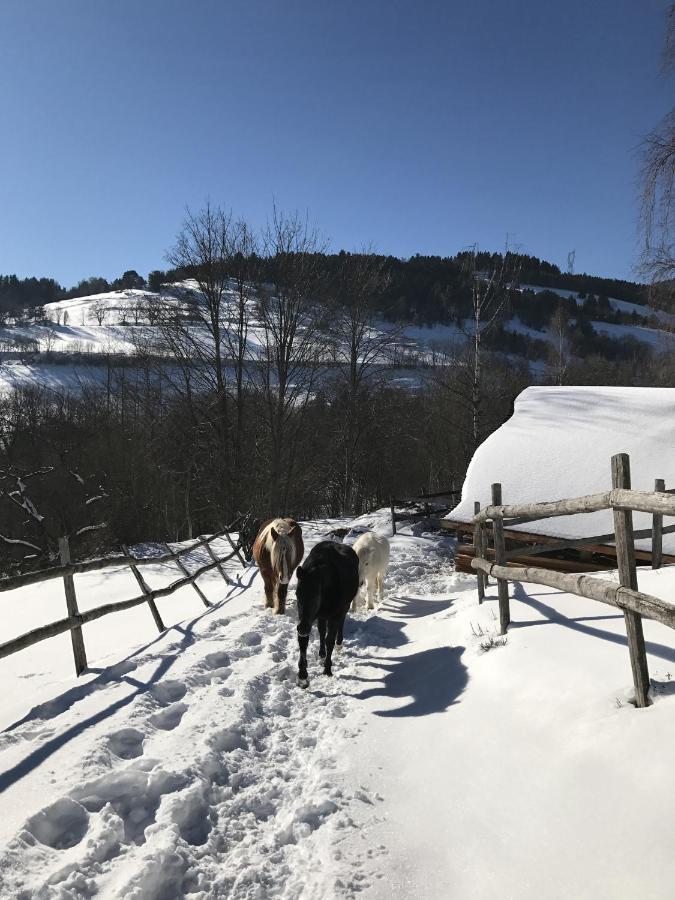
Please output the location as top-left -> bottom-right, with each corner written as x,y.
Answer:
0,253 -> 672,397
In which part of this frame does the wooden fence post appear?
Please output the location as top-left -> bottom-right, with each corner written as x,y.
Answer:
390,496 -> 397,536
653,478 -> 664,570
491,483 -> 510,634
171,547 -> 211,608
59,536 -> 88,676
611,453 -> 650,708
474,500 -> 485,603
122,546 -> 165,632
223,529 -> 247,567
202,536 -> 232,584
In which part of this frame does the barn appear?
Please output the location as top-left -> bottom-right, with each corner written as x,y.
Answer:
444,385 -> 675,573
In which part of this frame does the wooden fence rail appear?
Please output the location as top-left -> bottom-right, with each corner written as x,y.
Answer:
0,528 -> 235,595
0,528 -> 245,676
470,453 -> 674,709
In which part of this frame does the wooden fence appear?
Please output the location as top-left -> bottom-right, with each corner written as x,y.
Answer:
470,453 -> 675,708
390,485 -> 461,536
0,526 -> 247,677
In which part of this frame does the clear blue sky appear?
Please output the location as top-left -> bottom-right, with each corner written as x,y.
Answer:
0,0 -> 672,286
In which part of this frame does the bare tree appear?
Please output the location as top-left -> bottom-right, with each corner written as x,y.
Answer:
640,5 -> 675,285
223,218 -> 258,490
41,326 -> 58,354
324,252 -> 396,513
255,206 -> 327,512
547,301 -> 571,385
461,246 -> 521,448
91,301 -> 107,326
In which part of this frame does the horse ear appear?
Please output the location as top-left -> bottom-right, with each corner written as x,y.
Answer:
296,565 -> 304,579
270,526 -> 278,540
288,523 -> 297,534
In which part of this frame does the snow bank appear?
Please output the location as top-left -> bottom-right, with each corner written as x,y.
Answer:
448,385 -> 675,552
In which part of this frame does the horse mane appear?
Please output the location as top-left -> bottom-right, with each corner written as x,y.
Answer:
265,518 -> 298,584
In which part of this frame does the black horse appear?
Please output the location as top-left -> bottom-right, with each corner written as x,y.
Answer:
295,540 -> 360,688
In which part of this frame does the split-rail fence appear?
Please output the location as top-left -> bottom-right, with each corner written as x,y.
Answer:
470,453 -> 675,708
0,525 -> 247,677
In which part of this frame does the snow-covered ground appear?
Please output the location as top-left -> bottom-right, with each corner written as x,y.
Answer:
521,283 -> 675,327
590,319 -> 675,350
1,513 -> 675,898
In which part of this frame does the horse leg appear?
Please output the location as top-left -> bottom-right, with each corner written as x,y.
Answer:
367,576 -> 376,610
276,582 -> 288,615
335,611 -> 347,653
263,573 -> 274,609
317,618 -> 327,658
297,621 -> 311,688
377,571 -> 385,602
323,620 -> 338,676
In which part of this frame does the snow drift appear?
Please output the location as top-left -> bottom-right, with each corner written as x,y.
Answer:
448,385 -> 675,553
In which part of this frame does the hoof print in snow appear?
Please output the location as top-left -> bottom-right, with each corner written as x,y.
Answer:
149,702 -> 187,731
204,651 -> 231,669
150,680 -> 187,705
25,798 -> 89,850
212,728 -> 247,752
108,728 -> 145,760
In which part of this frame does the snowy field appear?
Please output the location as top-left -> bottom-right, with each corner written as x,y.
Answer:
1,514 -> 675,897
2,280 -> 675,398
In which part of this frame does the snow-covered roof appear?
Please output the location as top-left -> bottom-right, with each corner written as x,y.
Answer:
448,386 -> 675,553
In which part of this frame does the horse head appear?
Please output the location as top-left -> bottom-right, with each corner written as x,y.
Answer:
269,518 -> 298,584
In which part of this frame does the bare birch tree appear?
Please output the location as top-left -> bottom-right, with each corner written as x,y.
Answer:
640,4 -> 675,287
462,246 -> 521,448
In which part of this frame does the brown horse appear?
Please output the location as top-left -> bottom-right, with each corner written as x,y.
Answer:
252,518 -> 304,614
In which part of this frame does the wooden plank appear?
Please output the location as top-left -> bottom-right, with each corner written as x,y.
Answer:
0,527 -> 236,594
471,557 -> 675,630
417,487 -> 461,500
473,501 -> 485,603
611,488 -> 675,517
653,479 -> 665,570
458,551 -> 617,575
612,454 -> 650,708
122,545 -> 164,631
474,489 -> 675,526
473,492 -> 612,525
59,537 -> 88,676
491,484 -> 510,634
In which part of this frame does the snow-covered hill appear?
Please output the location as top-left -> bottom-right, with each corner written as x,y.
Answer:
1,279 -> 674,396
1,515 -> 675,898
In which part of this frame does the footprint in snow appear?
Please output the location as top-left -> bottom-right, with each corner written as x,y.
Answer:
149,680 -> 187,705
24,798 -> 90,850
149,702 -> 187,731
204,650 -> 231,669
108,727 -> 145,760
211,727 -> 248,752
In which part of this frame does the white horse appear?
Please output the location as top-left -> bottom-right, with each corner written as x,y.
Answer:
351,532 -> 390,610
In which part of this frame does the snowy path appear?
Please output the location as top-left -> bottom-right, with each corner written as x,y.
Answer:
1,517 -> 675,898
